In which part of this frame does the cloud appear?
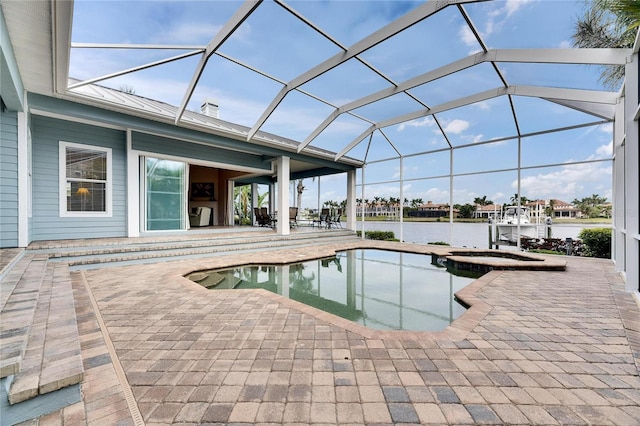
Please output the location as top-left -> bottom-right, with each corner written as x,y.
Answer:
475,101 -> 491,111
558,40 -> 572,48
595,141 -> 613,158
599,124 -> 613,135
516,162 -> 612,200
397,116 -> 436,131
154,22 -> 223,44
442,119 -> 470,134
459,25 -> 477,47
504,0 -> 533,17
471,134 -> 485,143
492,192 -> 505,202
481,0 -> 533,38
418,187 -> 450,204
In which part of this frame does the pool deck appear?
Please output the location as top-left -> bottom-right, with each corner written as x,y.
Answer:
1,232 -> 639,425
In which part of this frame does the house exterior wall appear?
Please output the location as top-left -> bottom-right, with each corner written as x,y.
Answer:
0,109 -> 19,247
30,115 -> 127,241
132,131 -> 271,172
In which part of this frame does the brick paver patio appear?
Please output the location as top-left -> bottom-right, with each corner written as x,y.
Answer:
6,238 -> 640,425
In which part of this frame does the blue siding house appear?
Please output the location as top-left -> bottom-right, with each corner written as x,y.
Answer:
0,6 -> 360,245
2,90 -> 359,244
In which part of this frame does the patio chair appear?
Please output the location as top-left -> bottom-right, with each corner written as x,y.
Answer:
328,209 -> 343,228
289,207 -> 298,228
254,207 -> 271,227
313,208 -> 330,228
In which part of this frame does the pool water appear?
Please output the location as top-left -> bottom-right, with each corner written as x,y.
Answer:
187,249 -> 479,332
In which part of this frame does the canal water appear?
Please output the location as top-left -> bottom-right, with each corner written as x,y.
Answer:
356,221 -> 610,248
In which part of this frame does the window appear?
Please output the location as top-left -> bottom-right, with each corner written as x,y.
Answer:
59,142 -> 112,217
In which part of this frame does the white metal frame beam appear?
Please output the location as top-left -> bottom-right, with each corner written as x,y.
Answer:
68,50 -> 203,90
174,0 -> 262,124
247,0 -> 483,141
335,85 -> 619,160
301,48 -> 630,153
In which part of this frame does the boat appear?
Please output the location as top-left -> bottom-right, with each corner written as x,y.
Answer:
495,206 -> 538,243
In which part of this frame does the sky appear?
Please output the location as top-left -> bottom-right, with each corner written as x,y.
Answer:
69,0 -> 615,210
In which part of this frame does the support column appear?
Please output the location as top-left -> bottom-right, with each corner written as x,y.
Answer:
276,156 -> 290,235
17,111 -> 28,247
624,54 -> 639,293
399,157 -> 404,242
126,129 -> 140,237
613,99 -> 626,275
346,169 -> 356,230
360,166 -> 366,239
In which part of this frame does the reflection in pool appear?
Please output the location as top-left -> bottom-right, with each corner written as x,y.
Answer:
187,249 -> 481,332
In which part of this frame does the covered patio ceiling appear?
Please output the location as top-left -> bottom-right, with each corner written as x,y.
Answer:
3,0 -> 630,166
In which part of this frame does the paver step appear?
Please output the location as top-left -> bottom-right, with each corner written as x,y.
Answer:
1,258 -> 83,405
0,255 -> 48,379
42,231 -> 360,267
38,229 -> 355,257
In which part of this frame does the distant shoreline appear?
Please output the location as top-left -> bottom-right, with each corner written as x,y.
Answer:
355,217 -> 612,225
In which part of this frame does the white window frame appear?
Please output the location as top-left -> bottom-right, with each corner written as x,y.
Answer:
59,141 -> 112,218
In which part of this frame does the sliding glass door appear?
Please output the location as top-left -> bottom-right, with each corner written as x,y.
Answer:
144,157 -> 187,231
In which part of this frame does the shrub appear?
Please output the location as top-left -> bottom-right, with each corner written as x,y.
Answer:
428,241 -> 450,246
356,230 -> 396,241
578,228 -> 611,258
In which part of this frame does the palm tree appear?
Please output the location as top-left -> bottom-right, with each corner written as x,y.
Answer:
366,198 -> 376,217
473,195 -> 492,206
573,194 -> 609,217
257,191 -> 269,208
119,85 -> 136,94
389,196 -> 400,219
234,185 -> 251,222
295,179 -> 305,209
572,0 -> 640,89
510,193 -> 529,205
544,199 -> 556,218
294,177 -> 315,209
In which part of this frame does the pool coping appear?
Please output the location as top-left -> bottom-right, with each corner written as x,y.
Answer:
175,240 -> 566,343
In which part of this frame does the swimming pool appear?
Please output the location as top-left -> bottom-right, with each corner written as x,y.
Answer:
186,249 -> 480,332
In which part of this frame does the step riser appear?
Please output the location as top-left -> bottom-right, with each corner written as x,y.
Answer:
42,230 -> 355,258
49,234 -> 360,267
